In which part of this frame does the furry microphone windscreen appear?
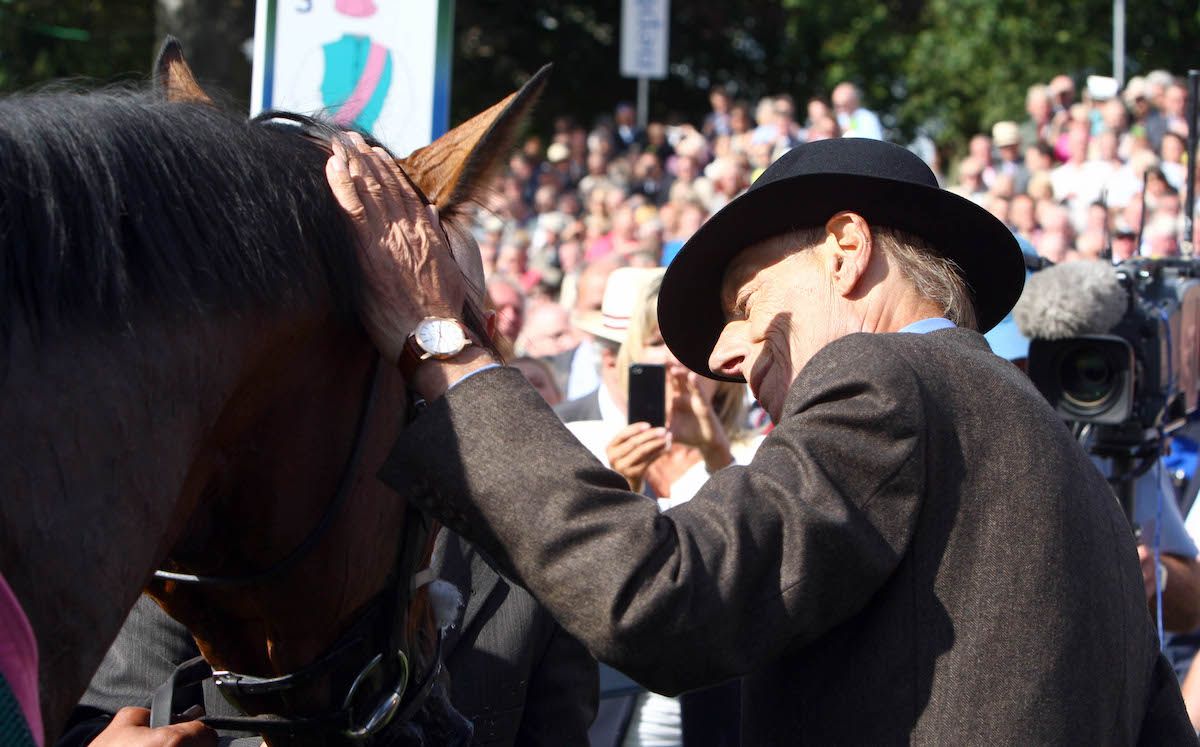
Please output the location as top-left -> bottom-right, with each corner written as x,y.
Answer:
1013,260 -> 1129,340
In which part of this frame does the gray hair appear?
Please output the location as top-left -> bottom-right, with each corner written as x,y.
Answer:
787,224 -> 979,331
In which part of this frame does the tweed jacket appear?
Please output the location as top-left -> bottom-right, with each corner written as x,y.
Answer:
61,532 -> 596,747
379,327 -> 1195,745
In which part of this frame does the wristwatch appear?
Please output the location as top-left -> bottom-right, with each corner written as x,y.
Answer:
397,316 -> 474,378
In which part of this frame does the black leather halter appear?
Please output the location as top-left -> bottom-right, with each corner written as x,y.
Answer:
148,354 -> 449,741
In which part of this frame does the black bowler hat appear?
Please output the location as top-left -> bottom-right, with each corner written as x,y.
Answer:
658,137 -> 1025,381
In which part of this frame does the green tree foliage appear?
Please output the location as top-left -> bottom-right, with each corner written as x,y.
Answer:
455,0 -> 1200,157
2,0 -> 1198,157
0,0 -> 157,91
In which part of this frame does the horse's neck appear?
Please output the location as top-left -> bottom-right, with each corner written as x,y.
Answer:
0,317 -> 268,739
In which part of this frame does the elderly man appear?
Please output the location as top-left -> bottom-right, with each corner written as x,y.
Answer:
831,82 -> 883,140
326,135 -> 1193,743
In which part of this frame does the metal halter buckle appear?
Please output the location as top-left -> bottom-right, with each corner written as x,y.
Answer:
341,650 -> 410,740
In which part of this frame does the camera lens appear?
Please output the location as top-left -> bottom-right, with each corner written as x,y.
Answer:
1059,347 -> 1117,408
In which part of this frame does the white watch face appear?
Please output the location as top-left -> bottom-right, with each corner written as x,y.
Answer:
415,318 -> 466,356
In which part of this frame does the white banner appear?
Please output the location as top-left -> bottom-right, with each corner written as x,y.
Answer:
251,0 -> 453,156
620,0 -> 669,80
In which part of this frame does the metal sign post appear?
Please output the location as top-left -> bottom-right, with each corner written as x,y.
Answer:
1183,69 -> 1198,258
620,0 -> 669,129
1112,0 -> 1125,89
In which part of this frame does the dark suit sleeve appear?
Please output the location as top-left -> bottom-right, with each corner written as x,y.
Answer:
57,596 -> 201,746
77,595 -> 201,714
379,334 -> 925,695
514,624 -> 598,747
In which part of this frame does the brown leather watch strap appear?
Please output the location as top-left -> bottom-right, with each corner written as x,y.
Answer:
396,334 -> 427,380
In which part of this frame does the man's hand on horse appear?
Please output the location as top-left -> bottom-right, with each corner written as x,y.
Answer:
326,132 -> 467,364
88,706 -> 217,747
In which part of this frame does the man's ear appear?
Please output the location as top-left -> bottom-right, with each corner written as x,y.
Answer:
824,211 -> 874,297
598,342 -> 619,368
484,309 -> 498,340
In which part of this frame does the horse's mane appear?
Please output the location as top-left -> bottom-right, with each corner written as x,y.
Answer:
0,87 -> 363,341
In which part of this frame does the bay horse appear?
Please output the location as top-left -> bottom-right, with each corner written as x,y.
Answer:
0,40 -> 545,744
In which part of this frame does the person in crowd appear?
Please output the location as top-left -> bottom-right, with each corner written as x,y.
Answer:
1110,222 -> 1139,261
985,195 -> 1010,226
560,258 -> 624,400
327,132 -> 1193,743
967,133 -> 996,189
1049,122 -> 1095,210
831,81 -> 883,140
563,272 -> 762,507
660,201 -> 708,267
613,102 -> 645,153
1163,82 -> 1190,138
704,156 -> 750,214
1144,212 -> 1181,258
805,97 -> 832,128
486,275 -> 525,348
544,141 -> 574,190
725,100 -> 755,155
630,152 -> 671,206
556,266 -> 662,425
1160,131 -> 1188,191
1020,83 -> 1054,148
768,95 -> 803,157
1088,129 -> 1124,185
702,85 -> 733,139
805,114 -> 839,143
557,268 -> 761,747
950,156 -> 988,206
990,119 -> 1029,192
516,301 -> 578,360
1048,74 -> 1076,114
513,356 -> 565,407
1108,149 -> 1161,210
1009,193 -> 1039,242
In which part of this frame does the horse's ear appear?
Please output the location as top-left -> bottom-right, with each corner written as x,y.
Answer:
399,64 -> 551,215
153,36 -> 214,106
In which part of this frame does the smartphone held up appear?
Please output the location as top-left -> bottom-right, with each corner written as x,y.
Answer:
627,363 -> 666,428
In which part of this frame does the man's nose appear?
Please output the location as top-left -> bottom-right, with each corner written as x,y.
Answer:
708,323 -> 745,379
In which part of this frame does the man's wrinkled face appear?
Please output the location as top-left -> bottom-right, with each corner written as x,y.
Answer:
708,236 -> 837,421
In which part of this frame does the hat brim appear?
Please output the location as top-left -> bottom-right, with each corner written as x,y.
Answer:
571,310 -> 627,345
659,172 -> 1026,381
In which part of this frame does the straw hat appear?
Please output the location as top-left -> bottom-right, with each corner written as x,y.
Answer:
991,121 -> 1021,148
547,142 -> 571,164
572,267 -> 665,344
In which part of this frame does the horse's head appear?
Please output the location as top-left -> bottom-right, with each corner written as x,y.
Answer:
135,41 -> 548,745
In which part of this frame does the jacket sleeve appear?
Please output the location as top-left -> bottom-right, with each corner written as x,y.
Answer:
378,334 -> 926,695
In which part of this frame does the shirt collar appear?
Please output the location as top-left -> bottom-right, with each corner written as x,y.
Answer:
597,379 -> 626,426
897,317 -> 957,334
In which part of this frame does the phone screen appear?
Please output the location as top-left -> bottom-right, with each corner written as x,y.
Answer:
627,363 -> 666,427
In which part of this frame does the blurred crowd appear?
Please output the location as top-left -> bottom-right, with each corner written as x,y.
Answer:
458,71 -> 1193,409
949,71 -> 1194,265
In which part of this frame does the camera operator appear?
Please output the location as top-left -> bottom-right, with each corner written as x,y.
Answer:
999,258 -> 1200,634
1104,451 -> 1200,631
1015,256 -> 1200,635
